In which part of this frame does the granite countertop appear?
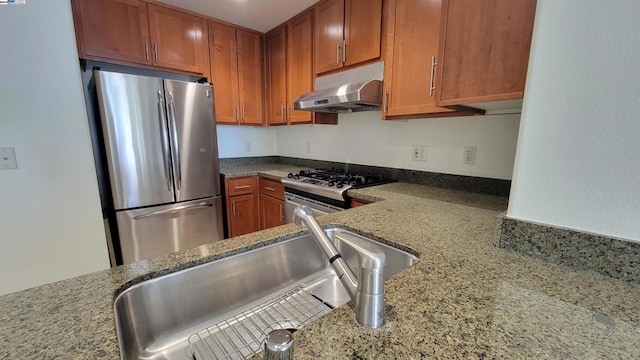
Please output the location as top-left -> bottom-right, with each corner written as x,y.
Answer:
2,165 -> 640,359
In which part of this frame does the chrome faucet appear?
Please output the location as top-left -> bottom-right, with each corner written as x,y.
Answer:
293,205 -> 386,328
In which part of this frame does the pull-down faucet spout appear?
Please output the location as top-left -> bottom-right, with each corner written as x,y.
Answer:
293,205 -> 386,328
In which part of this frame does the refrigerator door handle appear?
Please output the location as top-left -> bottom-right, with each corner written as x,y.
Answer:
157,90 -> 172,192
133,202 -> 214,220
167,91 -> 182,191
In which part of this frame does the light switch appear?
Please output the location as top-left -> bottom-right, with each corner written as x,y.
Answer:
0,147 -> 18,170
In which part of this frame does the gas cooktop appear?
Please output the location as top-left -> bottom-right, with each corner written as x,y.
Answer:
281,169 -> 392,201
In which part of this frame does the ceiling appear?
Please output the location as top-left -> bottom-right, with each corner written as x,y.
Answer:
157,0 -> 320,33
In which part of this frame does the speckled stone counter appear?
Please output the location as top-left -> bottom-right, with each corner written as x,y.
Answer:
219,164 -> 303,180
2,168 -> 640,359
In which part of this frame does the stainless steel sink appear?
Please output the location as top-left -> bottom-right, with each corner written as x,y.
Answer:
114,227 -> 418,360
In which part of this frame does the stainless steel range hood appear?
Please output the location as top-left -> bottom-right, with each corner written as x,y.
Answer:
293,79 -> 383,113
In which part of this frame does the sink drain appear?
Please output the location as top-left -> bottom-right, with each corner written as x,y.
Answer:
188,286 -> 332,360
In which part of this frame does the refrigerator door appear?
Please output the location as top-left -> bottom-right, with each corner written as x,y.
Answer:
116,196 -> 224,265
164,80 -> 221,201
95,71 -> 175,210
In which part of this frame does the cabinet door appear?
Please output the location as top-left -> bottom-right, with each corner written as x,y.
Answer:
436,0 -> 537,105
266,26 -> 288,125
383,0 -> 455,117
209,22 -> 240,124
228,193 -> 259,237
73,0 -> 151,65
344,0 -> 382,67
260,194 -> 285,230
287,11 -> 314,124
237,30 -> 264,125
147,4 -> 207,74
314,0 -> 345,74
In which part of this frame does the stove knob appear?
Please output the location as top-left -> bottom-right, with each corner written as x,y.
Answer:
287,173 -> 294,178
293,174 -> 300,180
336,182 -> 344,189
328,181 -> 335,187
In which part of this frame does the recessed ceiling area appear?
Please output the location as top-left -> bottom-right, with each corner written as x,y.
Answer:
157,0 -> 321,33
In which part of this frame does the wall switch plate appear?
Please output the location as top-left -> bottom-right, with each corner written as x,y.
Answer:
0,147 -> 18,170
463,146 -> 476,165
412,145 -> 427,161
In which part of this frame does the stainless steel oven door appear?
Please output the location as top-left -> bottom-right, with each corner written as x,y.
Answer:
284,192 -> 344,224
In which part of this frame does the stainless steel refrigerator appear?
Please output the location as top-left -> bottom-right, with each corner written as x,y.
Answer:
94,70 -> 224,265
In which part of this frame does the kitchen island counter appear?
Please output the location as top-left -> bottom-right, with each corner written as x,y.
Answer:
2,167 -> 639,359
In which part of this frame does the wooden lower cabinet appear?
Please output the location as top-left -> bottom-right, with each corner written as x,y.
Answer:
225,176 -> 285,237
259,177 -> 285,229
225,177 -> 259,237
260,193 -> 285,229
350,198 -> 371,208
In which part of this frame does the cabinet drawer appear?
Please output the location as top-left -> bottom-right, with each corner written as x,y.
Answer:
227,176 -> 257,196
259,177 -> 284,200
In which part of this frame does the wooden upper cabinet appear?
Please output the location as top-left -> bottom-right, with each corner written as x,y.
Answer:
236,30 -> 264,125
314,0 -> 345,74
72,0 -> 208,75
344,0 -> 382,67
436,0 -> 537,106
266,26 -> 288,125
209,22 -> 240,124
383,0 -> 456,118
287,11 -> 313,124
147,4 -> 208,74
266,11 -> 313,126
314,0 -> 381,75
73,0 -> 151,65
209,23 -> 263,126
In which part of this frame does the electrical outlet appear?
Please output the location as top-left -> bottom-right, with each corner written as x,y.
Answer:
245,141 -> 252,152
463,146 -> 476,165
412,145 -> 427,161
0,147 -> 18,170
306,142 -> 311,154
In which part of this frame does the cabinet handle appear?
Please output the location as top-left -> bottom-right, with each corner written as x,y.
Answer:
145,42 -> 150,63
242,105 -> 246,123
342,40 -> 347,63
280,104 -> 285,122
429,56 -> 437,97
154,44 -> 159,64
234,185 -> 251,190
232,200 -> 236,216
280,204 -> 284,221
384,92 -> 389,114
235,106 -> 239,122
287,105 -> 292,120
264,187 -> 276,192
336,43 -> 340,65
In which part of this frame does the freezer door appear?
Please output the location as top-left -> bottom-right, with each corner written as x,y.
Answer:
95,71 -> 175,210
116,196 -> 224,265
164,80 -> 221,201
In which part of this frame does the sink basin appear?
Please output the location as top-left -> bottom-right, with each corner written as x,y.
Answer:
114,227 -> 418,360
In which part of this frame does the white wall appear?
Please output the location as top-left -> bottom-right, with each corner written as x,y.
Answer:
0,0 -> 109,295
277,112 -> 521,180
508,0 -> 640,241
216,126 -> 278,158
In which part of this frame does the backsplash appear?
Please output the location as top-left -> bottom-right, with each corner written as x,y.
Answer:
220,156 -> 511,197
495,216 -> 640,285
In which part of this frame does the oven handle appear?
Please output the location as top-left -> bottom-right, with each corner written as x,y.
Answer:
284,192 -> 342,224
